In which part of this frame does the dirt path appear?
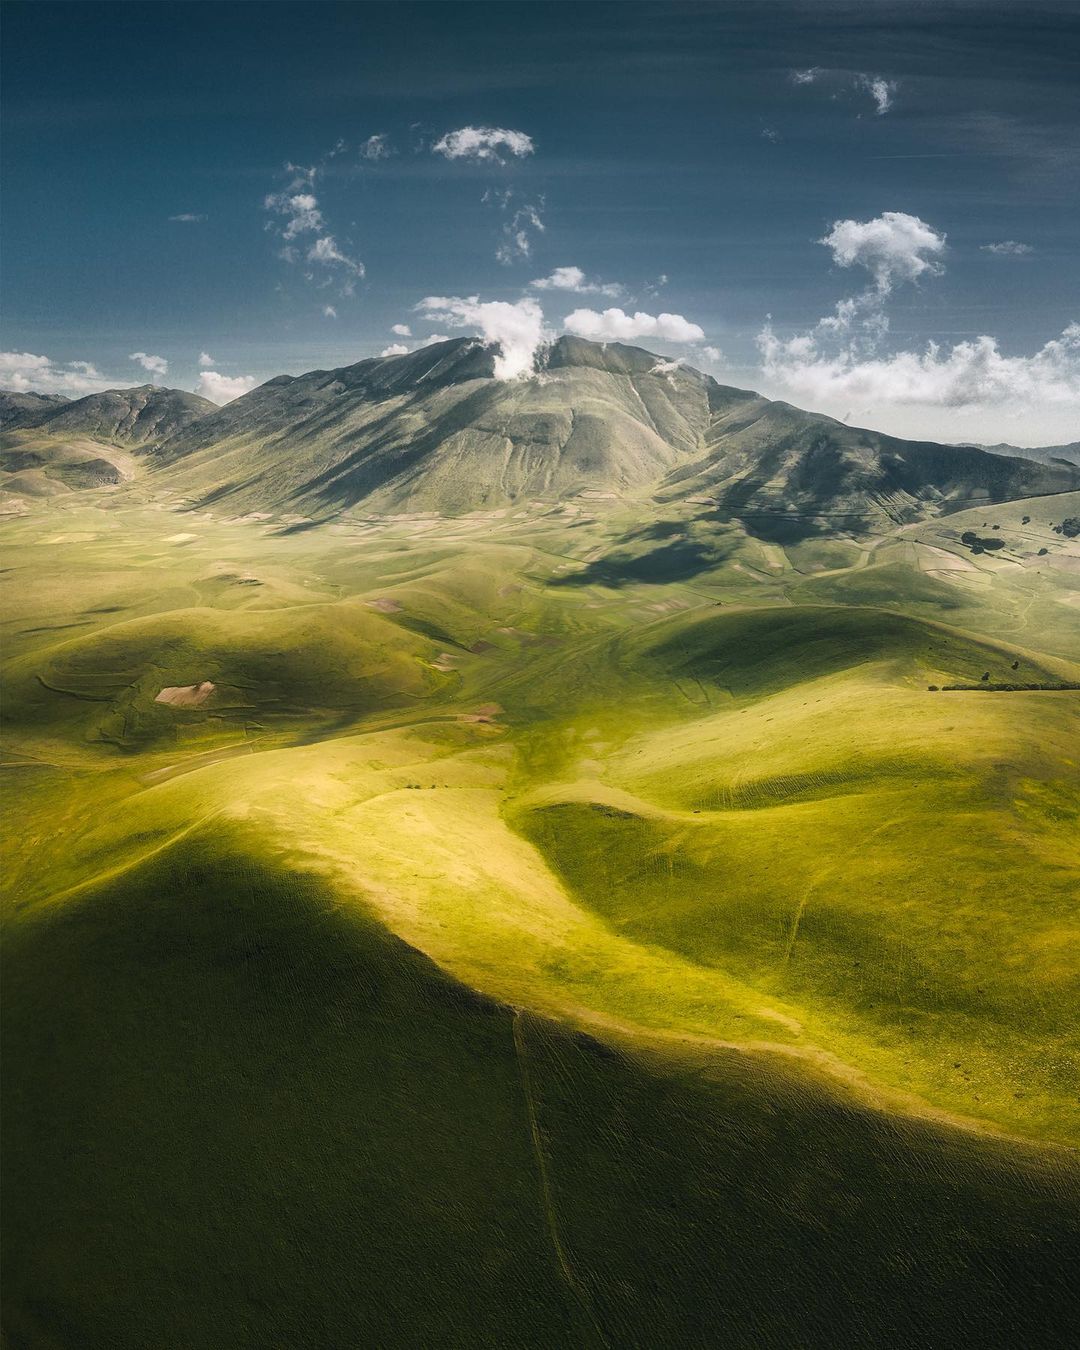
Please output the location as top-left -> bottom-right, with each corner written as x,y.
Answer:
512,1010 -> 609,1348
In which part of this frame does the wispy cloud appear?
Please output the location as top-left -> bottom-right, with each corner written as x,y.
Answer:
360,133 -> 393,161
791,67 -> 899,115
168,212 -> 207,223
494,198 -> 545,265
433,126 -> 534,162
529,266 -> 623,298
129,351 -> 168,380
263,161 -> 364,297
856,74 -> 897,116
981,240 -> 1034,256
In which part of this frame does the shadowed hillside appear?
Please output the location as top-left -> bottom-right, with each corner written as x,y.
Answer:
137,337 -> 1079,522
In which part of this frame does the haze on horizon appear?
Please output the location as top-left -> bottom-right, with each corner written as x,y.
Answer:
2,0 -> 1078,445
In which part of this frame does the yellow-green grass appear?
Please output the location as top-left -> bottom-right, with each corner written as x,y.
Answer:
3,497 -> 1080,1346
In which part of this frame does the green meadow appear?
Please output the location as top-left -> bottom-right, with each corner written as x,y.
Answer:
3,488 -> 1079,1346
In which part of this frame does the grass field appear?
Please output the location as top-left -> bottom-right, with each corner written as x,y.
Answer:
3,488 -> 1079,1346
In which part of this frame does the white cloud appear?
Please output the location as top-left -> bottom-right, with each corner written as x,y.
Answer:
495,202 -> 545,264
198,351 -> 214,367
701,346 -> 723,363
417,295 -> 549,380
129,351 -> 168,380
379,333 -> 451,359
433,126 -> 534,162
982,240 -> 1034,256
758,321 -> 1080,439
265,191 -> 324,240
195,371 -> 258,404
391,323 -> 412,337
791,68 -> 899,115
307,235 -> 364,276
529,266 -> 623,298
0,351 -> 116,396
169,212 -> 207,223
857,74 -> 898,115
323,305 -> 338,318
263,162 -> 363,298
563,307 -> 706,344
761,128 -> 780,143
821,212 -> 946,294
360,134 -> 392,161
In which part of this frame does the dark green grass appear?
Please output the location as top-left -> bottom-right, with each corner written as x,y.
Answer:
5,832 -> 1078,1348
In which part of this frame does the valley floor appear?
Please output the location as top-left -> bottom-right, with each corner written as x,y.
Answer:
3,488 -> 1079,1347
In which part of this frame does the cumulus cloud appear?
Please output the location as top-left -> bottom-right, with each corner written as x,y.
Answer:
323,305 -> 338,318
529,266 -> 623,298
169,212 -> 207,223
563,307 -> 706,344
759,322 -> 1080,418
198,351 -> 214,367
196,371 -> 258,404
360,134 -> 392,161
821,212 -> 946,294
982,240 -> 1034,256
416,295 -> 549,379
433,126 -> 534,162
701,346 -> 723,363
0,351 -> 116,396
391,323 -> 412,337
129,351 -> 168,380
380,343 -> 411,357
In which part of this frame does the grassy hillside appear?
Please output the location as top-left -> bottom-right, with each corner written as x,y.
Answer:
3,489 -> 1079,1346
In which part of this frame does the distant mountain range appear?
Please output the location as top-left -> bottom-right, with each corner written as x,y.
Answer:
961,440 -> 1080,468
1,385 -> 215,494
3,338 -> 1077,529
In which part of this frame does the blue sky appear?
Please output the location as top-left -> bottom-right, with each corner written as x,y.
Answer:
3,0 -> 1078,442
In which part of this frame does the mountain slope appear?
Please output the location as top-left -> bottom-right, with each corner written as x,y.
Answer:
2,384 -> 216,444
0,390 -> 70,427
151,336 -> 1078,524
1,384 -> 217,496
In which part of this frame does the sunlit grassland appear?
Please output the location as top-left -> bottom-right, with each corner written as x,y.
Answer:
3,489 -> 1079,1345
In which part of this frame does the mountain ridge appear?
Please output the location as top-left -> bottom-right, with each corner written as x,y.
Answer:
3,338 -> 1077,526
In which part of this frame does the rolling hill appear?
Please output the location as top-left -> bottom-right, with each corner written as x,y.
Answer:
3,337 -> 1079,1346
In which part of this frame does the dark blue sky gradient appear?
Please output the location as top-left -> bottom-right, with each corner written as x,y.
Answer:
3,1 -> 1078,437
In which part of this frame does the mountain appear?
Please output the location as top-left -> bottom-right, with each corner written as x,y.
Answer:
151,336 -> 1079,529
2,384 -> 215,443
0,390 -> 70,427
966,440 -> 1080,468
1,384 -> 216,495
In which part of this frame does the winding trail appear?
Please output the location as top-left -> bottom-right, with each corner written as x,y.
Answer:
512,1010 -> 609,1349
